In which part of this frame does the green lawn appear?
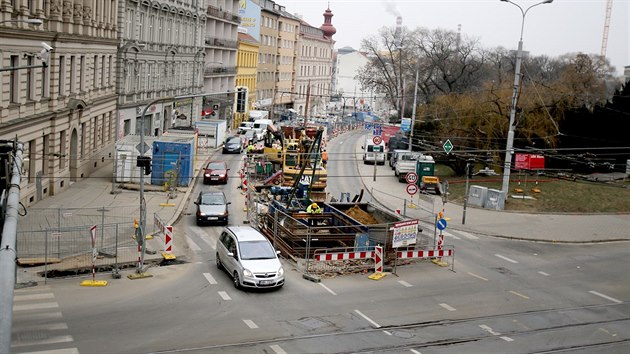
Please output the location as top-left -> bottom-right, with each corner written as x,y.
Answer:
435,167 -> 630,213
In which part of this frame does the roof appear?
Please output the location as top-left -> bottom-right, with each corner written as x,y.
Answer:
227,226 -> 267,242
238,32 -> 259,44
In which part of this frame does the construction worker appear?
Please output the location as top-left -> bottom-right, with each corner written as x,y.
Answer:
321,149 -> 328,168
246,142 -> 255,154
306,202 -> 322,227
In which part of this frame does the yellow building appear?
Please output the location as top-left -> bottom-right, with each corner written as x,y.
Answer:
234,31 -> 260,129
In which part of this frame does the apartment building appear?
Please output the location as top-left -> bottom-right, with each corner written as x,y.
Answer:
0,0 -> 118,206
294,8 -> 335,118
234,31 -> 259,128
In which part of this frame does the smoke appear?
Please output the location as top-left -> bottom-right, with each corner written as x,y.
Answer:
384,0 -> 400,17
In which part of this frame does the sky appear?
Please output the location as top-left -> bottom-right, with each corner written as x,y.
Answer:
290,0 -> 629,77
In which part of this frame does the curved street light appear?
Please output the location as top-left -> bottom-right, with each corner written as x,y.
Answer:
499,0 -> 553,202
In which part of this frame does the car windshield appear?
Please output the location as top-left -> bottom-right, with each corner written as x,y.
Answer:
227,138 -> 240,144
239,240 -> 277,260
200,194 -> 225,205
207,162 -> 225,170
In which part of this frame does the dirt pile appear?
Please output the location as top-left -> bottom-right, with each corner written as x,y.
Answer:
345,205 -> 379,225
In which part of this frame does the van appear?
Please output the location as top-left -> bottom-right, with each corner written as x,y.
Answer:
253,119 -> 274,141
389,149 -> 411,169
363,137 -> 386,165
216,226 -> 285,289
238,121 -> 254,134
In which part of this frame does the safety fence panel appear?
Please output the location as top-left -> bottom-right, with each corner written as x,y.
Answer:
309,246 -> 377,277
16,223 -> 138,284
17,205 -> 139,232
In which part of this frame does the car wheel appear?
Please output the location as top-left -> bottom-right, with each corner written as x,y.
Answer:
196,219 -> 202,226
233,271 -> 240,289
216,253 -> 223,270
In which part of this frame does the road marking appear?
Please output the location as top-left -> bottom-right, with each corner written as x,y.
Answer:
243,319 -> 258,329
538,271 -> 549,276
14,348 -> 79,354
383,330 -> 392,335
319,283 -> 337,295
270,344 -> 287,354
13,322 -> 69,331
495,254 -> 518,264
442,231 -> 460,240
14,293 -> 55,301
13,311 -> 63,321
186,234 -> 202,251
410,350 -> 422,354
11,335 -> 74,347
439,303 -> 456,311
203,272 -> 217,285
457,230 -> 479,240
589,290 -> 622,303
13,302 -> 59,311
192,227 -> 216,249
500,336 -> 514,342
218,291 -> 231,300
479,324 -> 501,336
398,280 -> 413,287
509,290 -> 530,299
354,309 -> 381,328
467,272 -> 488,281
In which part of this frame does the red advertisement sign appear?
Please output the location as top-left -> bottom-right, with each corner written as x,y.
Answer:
515,154 -> 545,170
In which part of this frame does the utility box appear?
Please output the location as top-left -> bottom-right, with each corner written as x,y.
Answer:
115,135 -> 156,184
415,155 -> 435,184
151,136 -> 195,187
195,119 -> 226,148
468,185 -> 488,207
484,188 -> 505,210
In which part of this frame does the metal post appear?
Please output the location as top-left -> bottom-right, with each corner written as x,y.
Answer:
410,67 -> 419,151
44,230 -> 48,284
462,163 -> 470,225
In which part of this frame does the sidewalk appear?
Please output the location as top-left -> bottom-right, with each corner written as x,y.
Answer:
350,132 -> 630,244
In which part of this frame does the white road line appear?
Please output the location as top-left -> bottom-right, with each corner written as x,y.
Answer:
192,227 -> 216,249
495,254 -> 519,264
479,324 -> 501,336
354,309 -> 381,328
14,286 -> 52,293
398,280 -> 413,287
203,272 -> 217,285
457,230 -> 479,240
383,330 -> 392,335
441,231 -> 460,240
319,283 -> 337,295
538,271 -> 550,276
410,350 -> 422,354
15,348 -> 79,354
13,322 -> 69,331
509,290 -> 530,299
13,302 -> 59,312
218,291 -> 231,300
589,290 -> 622,304
14,293 -> 55,301
186,234 -> 202,251
11,335 -> 74,347
12,312 -> 63,321
270,344 -> 287,354
467,272 -> 489,281
500,336 -> 514,342
243,319 -> 258,329
439,303 -> 456,311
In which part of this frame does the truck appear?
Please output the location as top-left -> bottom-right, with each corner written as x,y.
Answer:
248,110 -> 269,122
395,152 -> 422,182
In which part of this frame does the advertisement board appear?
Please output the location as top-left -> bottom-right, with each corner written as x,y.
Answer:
392,219 -> 419,248
515,153 -> 545,170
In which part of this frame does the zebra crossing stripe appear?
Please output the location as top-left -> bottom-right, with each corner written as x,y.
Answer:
185,233 -> 202,251
442,231 -> 460,240
457,230 -> 479,239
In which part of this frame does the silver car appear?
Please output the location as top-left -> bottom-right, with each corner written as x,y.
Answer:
216,226 -> 284,290
194,191 -> 230,226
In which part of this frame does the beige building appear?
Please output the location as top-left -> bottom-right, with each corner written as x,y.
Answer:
1,0 -> 118,206
234,31 -> 259,128
295,8 -> 335,118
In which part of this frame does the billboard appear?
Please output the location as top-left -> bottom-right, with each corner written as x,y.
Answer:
238,0 -> 261,41
515,153 -> 545,170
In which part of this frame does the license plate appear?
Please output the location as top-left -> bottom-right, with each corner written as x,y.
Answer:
259,280 -> 273,285
208,217 -> 218,220
211,177 -> 218,180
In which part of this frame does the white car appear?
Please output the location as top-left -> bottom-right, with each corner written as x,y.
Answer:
216,226 -> 285,290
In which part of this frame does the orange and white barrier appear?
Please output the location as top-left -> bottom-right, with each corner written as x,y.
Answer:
397,249 -> 453,259
164,226 -> 173,254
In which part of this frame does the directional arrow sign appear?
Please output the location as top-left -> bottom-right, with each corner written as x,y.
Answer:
436,218 -> 448,230
443,139 -> 453,154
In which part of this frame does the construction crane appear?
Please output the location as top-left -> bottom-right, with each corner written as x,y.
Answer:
600,0 -> 613,58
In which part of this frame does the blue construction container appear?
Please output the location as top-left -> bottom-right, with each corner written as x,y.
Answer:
151,136 -> 195,187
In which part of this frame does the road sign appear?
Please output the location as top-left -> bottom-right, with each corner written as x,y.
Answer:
405,172 -> 418,184
373,124 -> 382,136
406,183 -> 418,196
372,136 -> 382,145
364,123 -> 372,130
436,218 -> 447,230
443,139 -> 453,154
136,142 -> 151,155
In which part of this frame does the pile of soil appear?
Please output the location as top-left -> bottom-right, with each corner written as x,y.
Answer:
345,205 -> 379,225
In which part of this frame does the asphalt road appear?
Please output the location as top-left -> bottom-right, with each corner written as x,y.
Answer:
11,134 -> 630,354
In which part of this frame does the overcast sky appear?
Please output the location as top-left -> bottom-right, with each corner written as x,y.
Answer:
291,0 -> 629,77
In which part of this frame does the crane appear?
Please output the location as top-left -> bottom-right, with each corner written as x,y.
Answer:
600,0 -> 613,58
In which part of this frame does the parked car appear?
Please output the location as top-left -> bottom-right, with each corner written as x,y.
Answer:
216,226 -> 285,290
222,136 -> 243,154
194,191 -> 230,226
203,161 -> 229,184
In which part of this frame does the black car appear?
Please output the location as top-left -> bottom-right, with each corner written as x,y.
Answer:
194,191 -> 230,226
222,136 -> 243,154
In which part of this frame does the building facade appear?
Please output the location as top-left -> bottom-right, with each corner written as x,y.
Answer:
234,31 -> 259,127
335,47 -> 371,114
1,0 -> 119,206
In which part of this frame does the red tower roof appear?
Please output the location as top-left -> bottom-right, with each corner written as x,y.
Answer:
320,7 -> 336,38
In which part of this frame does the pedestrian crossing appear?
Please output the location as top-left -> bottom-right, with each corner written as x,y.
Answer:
418,221 -> 480,241
186,226 -> 220,253
12,286 -> 79,354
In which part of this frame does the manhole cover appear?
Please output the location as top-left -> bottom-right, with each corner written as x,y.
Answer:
391,330 -> 413,339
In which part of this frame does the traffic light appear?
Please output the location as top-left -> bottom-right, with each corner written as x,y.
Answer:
236,87 -> 248,113
136,156 -> 152,175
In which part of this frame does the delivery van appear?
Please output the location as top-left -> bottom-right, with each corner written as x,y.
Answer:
363,137 -> 386,165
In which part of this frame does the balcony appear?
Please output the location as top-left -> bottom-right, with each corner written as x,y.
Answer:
206,5 -> 241,24
205,36 -> 238,49
204,65 -> 236,76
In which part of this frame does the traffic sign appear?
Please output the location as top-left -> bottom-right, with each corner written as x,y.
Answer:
373,124 -> 382,136
406,183 -> 418,196
443,139 -> 453,154
405,172 -> 418,184
372,136 -> 382,145
436,218 -> 447,230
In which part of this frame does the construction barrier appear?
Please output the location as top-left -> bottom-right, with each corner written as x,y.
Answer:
396,245 -> 455,271
164,226 -> 173,254
311,246 -> 378,276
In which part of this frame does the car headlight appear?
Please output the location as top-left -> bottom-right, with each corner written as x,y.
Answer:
204,173 -> 210,177
278,267 -> 284,276
219,174 -> 226,177
243,269 -> 253,277
198,212 -> 206,216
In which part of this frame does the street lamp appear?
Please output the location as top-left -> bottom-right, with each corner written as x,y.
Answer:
500,0 -> 553,202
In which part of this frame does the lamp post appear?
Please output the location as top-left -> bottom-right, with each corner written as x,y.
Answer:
499,0 -> 553,201
409,66 -> 419,151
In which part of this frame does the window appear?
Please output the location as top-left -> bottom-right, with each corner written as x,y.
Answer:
59,131 -> 66,169
93,55 -> 99,89
70,56 -> 76,93
26,56 -> 34,100
101,55 -> 106,87
10,55 -> 19,103
79,56 -> 85,92
41,64 -> 49,98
